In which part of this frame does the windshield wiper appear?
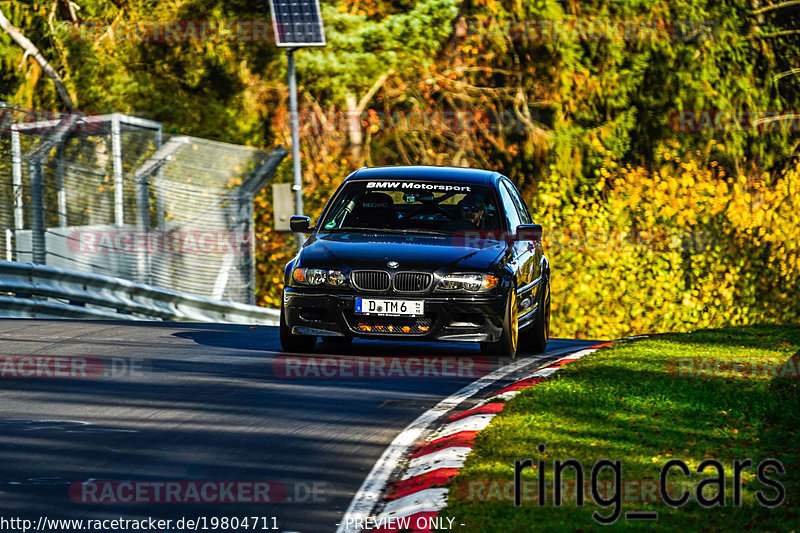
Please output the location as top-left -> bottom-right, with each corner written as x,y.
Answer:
319,227 -> 452,236
320,226 -> 391,233
394,229 -> 452,236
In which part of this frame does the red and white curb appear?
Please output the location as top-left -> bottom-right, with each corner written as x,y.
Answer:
366,342 -> 615,533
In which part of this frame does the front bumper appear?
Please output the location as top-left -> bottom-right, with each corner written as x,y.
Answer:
283,288 -> 506,343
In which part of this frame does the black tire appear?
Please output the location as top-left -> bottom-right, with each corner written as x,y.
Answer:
522,278 -> 550,354
480,287 -> 519,360
279,302 -> 317,353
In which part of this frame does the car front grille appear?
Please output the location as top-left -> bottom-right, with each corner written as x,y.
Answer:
351,270 -> 391,291
393,272 -> 432,292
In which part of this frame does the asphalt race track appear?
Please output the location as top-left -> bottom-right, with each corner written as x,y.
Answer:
0,319 -> 599,532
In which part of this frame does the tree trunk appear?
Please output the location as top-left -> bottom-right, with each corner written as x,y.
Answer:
346,92 -> 363,162
0,6 -> 77,110
346,71 -> 393,163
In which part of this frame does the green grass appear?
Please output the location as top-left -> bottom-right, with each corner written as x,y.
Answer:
441,325 -> 800,532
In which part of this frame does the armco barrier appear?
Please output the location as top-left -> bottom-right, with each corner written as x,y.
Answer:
0,260 -> 280,324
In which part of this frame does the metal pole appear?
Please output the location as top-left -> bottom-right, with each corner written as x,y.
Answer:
237,192 -> 256,305
135,143 -> 151,285
57,142 -> 67,227
111,113 -> 124,226
288,48 -> 303,249
5,229 -> 12,261
136,162 -> 151,231
11,128 -> 23,230
154,127 -> 165,231
29,160 -> 46,265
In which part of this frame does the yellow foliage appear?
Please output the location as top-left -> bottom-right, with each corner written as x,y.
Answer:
539,159 -> 800,338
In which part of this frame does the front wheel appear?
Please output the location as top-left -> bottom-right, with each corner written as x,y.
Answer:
521,278 -> 550,354
480,288 -> 519,360
279,302 -> 317,353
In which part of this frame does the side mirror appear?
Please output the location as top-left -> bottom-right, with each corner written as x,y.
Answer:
515,223 -> 542,242
290,216 -> 312,233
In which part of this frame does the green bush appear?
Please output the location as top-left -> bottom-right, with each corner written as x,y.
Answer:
539,156 -> 800,339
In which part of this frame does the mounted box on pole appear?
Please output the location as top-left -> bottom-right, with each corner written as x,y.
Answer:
272,183 -> 295,231
268,0 -> 326,248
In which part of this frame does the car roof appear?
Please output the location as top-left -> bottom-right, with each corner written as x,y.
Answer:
346,165 -> 502,186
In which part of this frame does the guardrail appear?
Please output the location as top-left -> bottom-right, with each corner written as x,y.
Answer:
0,260 -> 280,325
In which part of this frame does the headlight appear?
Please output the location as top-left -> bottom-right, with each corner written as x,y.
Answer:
292,267 -> 347,286
326,270 -> 346,286
437,273 -> 498,291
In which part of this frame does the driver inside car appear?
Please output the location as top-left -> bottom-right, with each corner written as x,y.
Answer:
440,193 -> 486,231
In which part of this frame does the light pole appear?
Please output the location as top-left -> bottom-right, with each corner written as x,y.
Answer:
287,48 -> 303,250
268,0 -> 327,251
269,0 -> 326,250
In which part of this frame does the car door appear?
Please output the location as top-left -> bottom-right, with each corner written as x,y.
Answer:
497,180 -> 535,323
505,179 -> 542,286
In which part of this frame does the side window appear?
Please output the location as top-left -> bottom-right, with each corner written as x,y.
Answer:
498,182 -> 522,231
503,180 -> 532,224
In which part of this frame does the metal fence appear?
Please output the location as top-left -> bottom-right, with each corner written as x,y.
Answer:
1,110 -> 287,305
0,260 -> 280,324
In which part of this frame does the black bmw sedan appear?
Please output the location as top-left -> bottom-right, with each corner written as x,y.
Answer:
280,165 -> 550,359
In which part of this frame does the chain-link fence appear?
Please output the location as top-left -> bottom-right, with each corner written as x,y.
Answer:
0,109 -> 286,304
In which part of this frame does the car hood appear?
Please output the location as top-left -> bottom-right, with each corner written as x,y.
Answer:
298,232 -> 507,272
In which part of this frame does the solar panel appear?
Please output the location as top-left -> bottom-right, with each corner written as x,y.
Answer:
269,0 -> 326,47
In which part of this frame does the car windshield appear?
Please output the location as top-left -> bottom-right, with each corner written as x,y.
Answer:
317,180 -> 503,234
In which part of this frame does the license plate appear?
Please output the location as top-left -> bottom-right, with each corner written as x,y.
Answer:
355,298 -> 424,316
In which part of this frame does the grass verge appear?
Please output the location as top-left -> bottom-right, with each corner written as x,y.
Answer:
441,325 -> 799,532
